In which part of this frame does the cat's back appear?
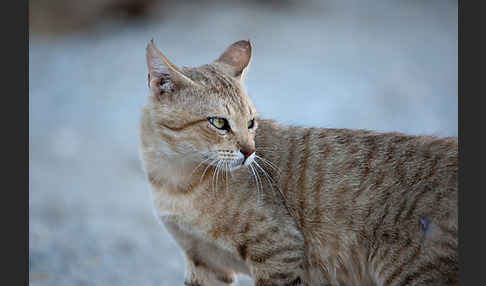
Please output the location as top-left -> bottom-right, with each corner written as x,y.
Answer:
255,119 -> 458,285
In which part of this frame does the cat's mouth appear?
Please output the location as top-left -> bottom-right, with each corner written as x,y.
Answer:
228,157 -> 246,171
203,151 -> 255,172
225,157 -> 251,171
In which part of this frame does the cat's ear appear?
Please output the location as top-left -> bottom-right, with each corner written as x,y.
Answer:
146,39 -> 197,99
214,40 -> 252,82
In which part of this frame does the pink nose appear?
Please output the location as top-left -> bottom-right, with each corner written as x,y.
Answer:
240,148 -> 255,159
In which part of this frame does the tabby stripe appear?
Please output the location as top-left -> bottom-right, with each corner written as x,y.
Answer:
282,127 -> 297,198
233,192 -> 253,234
297,129 -> 312,229
159,119 -> 207,131
430,189 -> 447,220
237,242 -> 249,260
249,245 -> 301,264
216,274 -> 235,284
256,277 -> 303,286
392,197 -> 409,225
257,124 -> 268,155
350,247 -> 363,280
372,246 -> 390,273
225,206 -> 242,236
379,237 -> 413,281
382,240 -> 423,286
251,230 -> 270,245
314,260 -> 331,283
427,153 -> 441,179
241,210 -> 255,235
402,186 -> 431,223
398,261 -> 437,286
282,256 -> 303,264
371,189 -> 393,242
212,67 -> 233,89
357,136 -> 378,191
312,135 -> 329,226
395,150 -> 407,186
336,255 -> 351,281
384,136 -> 405,163
269,272 -> 292,280
363,172 -> 386,221
368,194 -> 393,268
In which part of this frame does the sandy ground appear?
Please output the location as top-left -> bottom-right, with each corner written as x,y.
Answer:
29,1 -> 457,285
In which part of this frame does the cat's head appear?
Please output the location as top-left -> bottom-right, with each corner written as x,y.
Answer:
142,39 -> 257,171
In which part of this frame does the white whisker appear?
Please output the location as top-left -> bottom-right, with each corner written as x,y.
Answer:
247,164 -> 258,194
212,160 -> 220,193
189,156 -> 212,179
253,160 -> 274,190
200,158 -> 217,184
249,163 -> 263,198
224,161 -> 229,192
253,160 -> 293,215
255,155 -> 281,177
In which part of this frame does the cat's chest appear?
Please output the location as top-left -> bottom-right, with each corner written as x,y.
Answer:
150,183 -> 223,233
150,184 -> 202,219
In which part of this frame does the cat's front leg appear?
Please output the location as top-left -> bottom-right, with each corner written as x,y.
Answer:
184,253 -> 236,286
239,231 -> 309,286
161,216 -> 237,286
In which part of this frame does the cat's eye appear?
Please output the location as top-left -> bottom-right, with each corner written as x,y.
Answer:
209,117 -> 230,131
248,119 -> 255,129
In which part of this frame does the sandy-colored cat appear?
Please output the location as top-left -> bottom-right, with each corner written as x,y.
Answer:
139,39 -> 458,286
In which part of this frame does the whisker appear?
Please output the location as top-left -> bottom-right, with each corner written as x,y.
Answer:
255,155 -> 282,176
189,156 -> 212,179
224,161 -> 229,192
253,160 -> 275,189
253,160 -> 293,217
200,158 -> 217,184
212,160 -> 221,193
255,163 -> 264,198
248,164 -> 259,195
249,163 -> 263,198
217,161 -> 224,192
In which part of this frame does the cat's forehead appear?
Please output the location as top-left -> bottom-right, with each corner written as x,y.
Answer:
185,65 -> 256,116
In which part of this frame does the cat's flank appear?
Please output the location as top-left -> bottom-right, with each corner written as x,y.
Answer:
140,39 -> 458,286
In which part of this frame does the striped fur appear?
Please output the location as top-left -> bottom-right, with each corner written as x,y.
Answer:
140,40 -> 458,285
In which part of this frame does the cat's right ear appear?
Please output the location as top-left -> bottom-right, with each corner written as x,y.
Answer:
146,39 -> 197,99
214,40 -> 252,82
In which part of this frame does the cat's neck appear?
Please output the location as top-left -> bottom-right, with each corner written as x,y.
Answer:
145,154 -> 203,191
147,153 -> 251,195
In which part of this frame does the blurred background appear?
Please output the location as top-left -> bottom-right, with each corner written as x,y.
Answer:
29,0 -> 457,285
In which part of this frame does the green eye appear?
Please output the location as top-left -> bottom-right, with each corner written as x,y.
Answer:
248,119 -> 255,129
209,117 -> 230,131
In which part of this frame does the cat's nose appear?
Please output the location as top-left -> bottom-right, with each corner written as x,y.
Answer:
240,148 -> 255,159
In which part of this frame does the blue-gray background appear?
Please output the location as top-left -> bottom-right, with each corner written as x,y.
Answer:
29,1 -> 457,285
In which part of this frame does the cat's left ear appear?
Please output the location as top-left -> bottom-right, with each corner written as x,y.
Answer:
214,40 -> 252,82
146,39 -> 198,99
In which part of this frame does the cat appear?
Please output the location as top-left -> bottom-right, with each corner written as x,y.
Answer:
139,39 -> 458,286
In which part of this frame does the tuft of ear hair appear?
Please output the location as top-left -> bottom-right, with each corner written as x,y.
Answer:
214,40 -> 252,82
145,39 -> 198,99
